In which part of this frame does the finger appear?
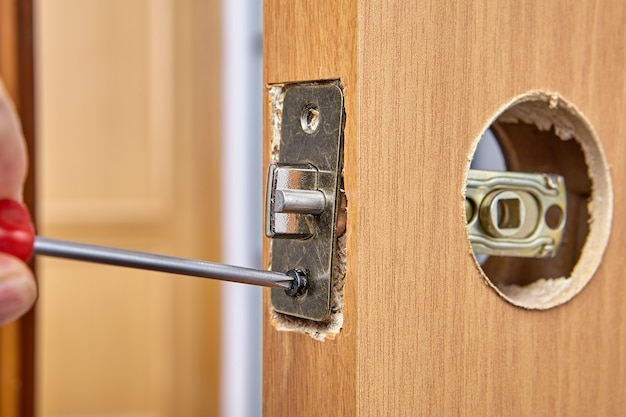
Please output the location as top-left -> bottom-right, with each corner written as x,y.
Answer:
0,79 -> 28,201
0,253 -> 37,326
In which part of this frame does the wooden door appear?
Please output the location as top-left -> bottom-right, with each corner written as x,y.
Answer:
35,1 -> 222,416
2,1 -> 224,416
263,1 -> 626,416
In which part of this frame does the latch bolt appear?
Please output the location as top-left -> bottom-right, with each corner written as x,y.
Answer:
266,164 -> 327,238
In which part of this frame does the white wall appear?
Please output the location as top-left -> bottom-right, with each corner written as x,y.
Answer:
220,1 -> 264,416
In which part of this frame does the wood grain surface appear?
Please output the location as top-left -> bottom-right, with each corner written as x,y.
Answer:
264,1 -> 626,416
263,1 -> 359,416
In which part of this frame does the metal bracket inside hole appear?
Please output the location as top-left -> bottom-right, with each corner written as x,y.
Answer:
266,82 -> 344,321
466,169 -> 567,258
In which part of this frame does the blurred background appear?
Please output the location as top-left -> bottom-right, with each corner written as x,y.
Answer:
35,1 -> 263,416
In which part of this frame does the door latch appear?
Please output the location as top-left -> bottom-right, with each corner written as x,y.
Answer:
266,164 -> 326,238
466,169 -> 567,258
266,82 -> 344,321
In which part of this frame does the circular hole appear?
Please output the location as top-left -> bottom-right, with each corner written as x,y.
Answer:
465,92 -> 613,309
545,204 -> 564,230
300,103 -> 320,134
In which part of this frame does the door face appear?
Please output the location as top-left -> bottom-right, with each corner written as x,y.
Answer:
33,1 -> 222,416
263,1 -> 626,416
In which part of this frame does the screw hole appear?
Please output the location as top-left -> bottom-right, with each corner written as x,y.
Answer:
545,204 -> 564,230
284,269 -> 308,297
300,103 -> 320,134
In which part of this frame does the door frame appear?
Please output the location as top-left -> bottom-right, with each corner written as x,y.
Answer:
0,1 -> 37,416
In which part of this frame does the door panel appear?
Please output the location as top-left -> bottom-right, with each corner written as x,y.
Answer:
35,1 -> 222,416
263,1 -> 626,416
263,1 -> 359,415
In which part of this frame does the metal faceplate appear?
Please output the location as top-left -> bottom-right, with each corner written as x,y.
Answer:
269,83 -> 344,321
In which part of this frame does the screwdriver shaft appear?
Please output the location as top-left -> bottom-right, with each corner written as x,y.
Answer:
34,237 -> 291,289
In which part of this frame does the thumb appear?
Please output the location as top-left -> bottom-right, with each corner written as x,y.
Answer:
0,78 -> 35,326
0,79 -> 27,201
0,253 -> 37,326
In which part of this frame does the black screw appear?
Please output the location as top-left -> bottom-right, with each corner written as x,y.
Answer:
285,269 -> 308,297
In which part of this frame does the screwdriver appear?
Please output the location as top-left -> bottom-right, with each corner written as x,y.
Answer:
0,198 -> 308,295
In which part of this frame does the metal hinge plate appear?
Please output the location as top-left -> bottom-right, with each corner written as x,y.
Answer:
267,82 -> 344,321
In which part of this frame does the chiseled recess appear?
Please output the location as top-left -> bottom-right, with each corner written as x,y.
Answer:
268,84 -> 347,340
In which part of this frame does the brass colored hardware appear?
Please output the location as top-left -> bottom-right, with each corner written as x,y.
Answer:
467,169 -> 567,258
266,82 -> 344,321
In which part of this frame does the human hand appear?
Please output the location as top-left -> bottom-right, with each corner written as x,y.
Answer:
0,78 -> 37,326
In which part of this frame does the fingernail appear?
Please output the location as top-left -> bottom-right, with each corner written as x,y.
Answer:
0,272 -> 37,326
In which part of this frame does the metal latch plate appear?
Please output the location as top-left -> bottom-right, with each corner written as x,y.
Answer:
269,82 -> 344,321
466,169 -> 567,258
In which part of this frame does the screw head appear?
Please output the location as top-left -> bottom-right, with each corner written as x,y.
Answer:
284,269 -> 308,297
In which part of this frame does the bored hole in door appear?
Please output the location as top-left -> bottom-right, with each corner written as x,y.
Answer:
466,92 -> 613,309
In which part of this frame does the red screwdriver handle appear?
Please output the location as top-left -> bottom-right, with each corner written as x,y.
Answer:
0,199 -> 35,262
